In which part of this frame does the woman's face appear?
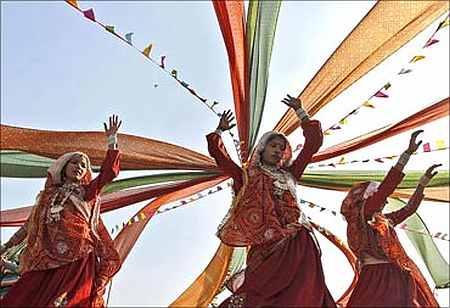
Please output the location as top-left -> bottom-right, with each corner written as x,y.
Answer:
64,155 -> 88,183
261,136 -> 286,166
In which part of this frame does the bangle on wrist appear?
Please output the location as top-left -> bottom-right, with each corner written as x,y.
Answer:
107,134 -> 118,147
295,107 -> 309,122
396,151 -> 411,168
419,175 -> 431,187
214,128 -> 223,136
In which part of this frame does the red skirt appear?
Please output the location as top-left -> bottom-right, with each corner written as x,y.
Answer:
347,263 -> 436,307
0,253 -> 98,307
219,228 -> 336,307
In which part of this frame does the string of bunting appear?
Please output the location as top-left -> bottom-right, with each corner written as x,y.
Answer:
110,182 -> 232,235
300,198 -> 450,242
64,0 -> 244,161
323,14 -> 450,136
307,140 -> 448,168
108,180 -> 449,242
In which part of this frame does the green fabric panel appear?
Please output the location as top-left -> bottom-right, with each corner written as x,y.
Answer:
385,198 -> 449,289
247,0 -> 282,151
300,170 -> 449,189
1,151 -> 55,178
0,150 -> 100,178
102,171 -> 219,194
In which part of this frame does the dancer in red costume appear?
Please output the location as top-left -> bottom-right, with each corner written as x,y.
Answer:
0,115 -> 123,307
341,130 -> 440,307
208,95 -> 336,307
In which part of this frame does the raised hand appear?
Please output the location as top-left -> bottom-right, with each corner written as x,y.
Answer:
217,110 -> 236,131
281,94 -> 303,110
103,114 -> 122,137
424,164 -> 442,179
406,130 -> 423,154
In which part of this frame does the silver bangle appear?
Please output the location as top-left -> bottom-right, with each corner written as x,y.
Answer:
419,175 -> 431,187
107,134 -> 118,147
396,151 -> 411,168
295,107 -> 309,122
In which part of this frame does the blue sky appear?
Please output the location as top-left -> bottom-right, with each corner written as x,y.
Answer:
1,1 -> 449,306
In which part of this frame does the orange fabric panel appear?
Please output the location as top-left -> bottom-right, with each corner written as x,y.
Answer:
274,1 -> 449,135
170,243 -> 233,307
394,187 -> 449,203
213,1 -> 249,160
113,176 -> 228,262
0,124 -> 216,171
312,98 -> 449,162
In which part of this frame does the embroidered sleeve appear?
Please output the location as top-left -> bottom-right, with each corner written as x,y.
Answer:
207,132 -> 243,190
385,191 -> 424,226
85,149 -> 121,201
364,167 -> 405,218
288,120 -> 323,180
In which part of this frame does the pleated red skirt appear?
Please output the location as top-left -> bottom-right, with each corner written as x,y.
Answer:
347,263 -> 437,307
220,228 -> 336,307
0,253 -> 97,307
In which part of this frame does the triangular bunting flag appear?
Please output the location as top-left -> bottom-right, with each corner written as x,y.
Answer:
160,55 -> 166,69
125,32 -> 134,45
349,108 -> 359,115
423,142 -> 431,152
180,81 -> 189,88
424,38 -> 439,48
142,43 -> 153,58
338,118 -> 348,125
105,25 -> 115,33
66,0 -> 79,8
83,9 -> 96,22
323,131 -> 332,136
139,213 -> 146,220
398,68 -> 412,75
409,55 -> 425,63
330,125 -> 341,130
435,139 -> 446,150
384,155 -> 397,160
383,82 -> 392,90
338,157 -> 346,164
362,101 -> 375,108
362,159 -> 370,163
437,17 -> 450,31
374,91 -> 389,98
374,158 -> 384,163
171,70 -> 178,78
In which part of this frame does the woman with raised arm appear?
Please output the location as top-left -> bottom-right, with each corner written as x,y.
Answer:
208,95 -> 336,307
341,130 -> 440,307
0,115 -> 123,307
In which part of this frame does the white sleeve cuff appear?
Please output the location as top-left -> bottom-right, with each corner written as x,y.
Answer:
107,134 -> 118,147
